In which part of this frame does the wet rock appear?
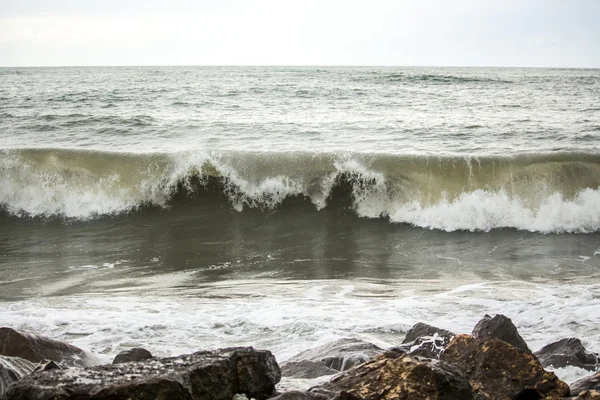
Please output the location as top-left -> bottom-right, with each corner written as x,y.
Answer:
535,338 -> 598,371
403,322 -> 455,345
4,346 -> 280,400
0,327 -> 96,367
384,340 -> 441,360
32,359 -> 61,373
571,371 -> 600,396
382,323 -> 456,360
112,347 -> 153,364
280,360 -> 338,379
307,354 -> 472,400
269,390 -> 331,400
441,334 -> 569,400
561,389 -> 600,400
471,314 -> 531,353
286,338 -> 382,372
393,322 -> 456,359
0,355 -> 35,395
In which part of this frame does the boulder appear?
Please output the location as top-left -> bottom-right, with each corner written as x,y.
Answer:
280,360 -> 338,379
4,346 -> 281,400
112,347 -> 153,364
0,355 -> 35,395
535,338 -> 598,371
441,334 -> 569,400
32,359 -> 61,373
286,338 -> 381,372
471,314 -> 531,353
571,371 -> 600,396
382,322 -> 457,359
402,322 -> 455,345
0,327 -> 96,367
562,389 -> 600,400
269,390 -> 331,400
387,322 -> 454,358
308,354 -> 472,400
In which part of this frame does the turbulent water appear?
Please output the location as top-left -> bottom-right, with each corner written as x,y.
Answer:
1,67 -> 599,384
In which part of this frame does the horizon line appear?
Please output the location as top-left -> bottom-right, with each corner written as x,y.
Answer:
1,64 -> 599,69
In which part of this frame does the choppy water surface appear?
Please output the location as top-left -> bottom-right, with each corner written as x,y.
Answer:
0,67 -> 599,384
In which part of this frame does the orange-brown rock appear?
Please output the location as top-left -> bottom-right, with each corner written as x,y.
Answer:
310,354 -> 472,400
441,334 -> 569,400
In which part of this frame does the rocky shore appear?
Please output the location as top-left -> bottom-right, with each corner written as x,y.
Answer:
1,314 -> 599,399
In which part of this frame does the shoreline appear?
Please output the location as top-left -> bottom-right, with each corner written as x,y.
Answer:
1,314 -> 599,399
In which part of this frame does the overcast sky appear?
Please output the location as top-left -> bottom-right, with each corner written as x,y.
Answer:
1,0 -> 599,67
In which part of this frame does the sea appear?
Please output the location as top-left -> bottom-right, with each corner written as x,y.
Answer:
1,66 -> 599,384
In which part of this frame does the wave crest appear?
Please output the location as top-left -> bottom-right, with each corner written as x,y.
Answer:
1,148 -> 599,233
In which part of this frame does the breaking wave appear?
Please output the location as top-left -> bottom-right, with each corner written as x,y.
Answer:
1,148 -> 599,233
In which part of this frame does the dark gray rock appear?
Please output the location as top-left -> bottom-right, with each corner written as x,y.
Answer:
402,322 -> 455,345
269,390 -> 332,400
564,390 -> 600,400
385,322 -> 457,359
386,339 -> 445,360
571,371 -> 600,396
3,346 -> 281,400
471,314 -> 531,353
112,347 -> 153,364
441,334 -> 568,400
307,354 -> 472,400
31,359 -> 61,373
286,338 -> 381,372
0,327 -> 96,367
568,390 -> 600,399
0,355 -> 35,396
534,338 -> 598,371
280,360 -> 338,379
374,323 -> 457,360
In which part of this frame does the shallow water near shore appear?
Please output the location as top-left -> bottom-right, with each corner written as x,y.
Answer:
1,66 -> 599,385
1,207 -> 599,384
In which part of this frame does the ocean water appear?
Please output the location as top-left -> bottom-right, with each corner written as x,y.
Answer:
1,67 -> 599,384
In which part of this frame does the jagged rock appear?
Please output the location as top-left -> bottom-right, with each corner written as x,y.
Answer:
535,338 -> 598,371
549,390 -> 600,400
280,360 -> 338,379
560,389 -> 600,400
286,338 -> 381,372
112,347 -> 153,364
571,371 -> 600,396
4,346 -> 280,400
471,314 -> 531,353
441,334 -> 569,400
269,390 -> 331,400
384,339 -> 443,360
305,354 -> 472,400
381,323 -> 456,360
0,355 -> 35,395
389,322 -> 456,359
32,359 -> 61,373
403,322 -> 455,345
0,327 -> 96,367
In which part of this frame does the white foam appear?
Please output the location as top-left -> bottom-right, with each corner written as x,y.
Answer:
0,151 -> 186,219
388,188 -> 600,233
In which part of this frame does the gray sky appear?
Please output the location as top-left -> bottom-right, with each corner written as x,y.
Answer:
1,0 -> 599,67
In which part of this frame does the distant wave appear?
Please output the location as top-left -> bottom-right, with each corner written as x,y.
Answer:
356,73 -> 514,85
1,148 -> 599,233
